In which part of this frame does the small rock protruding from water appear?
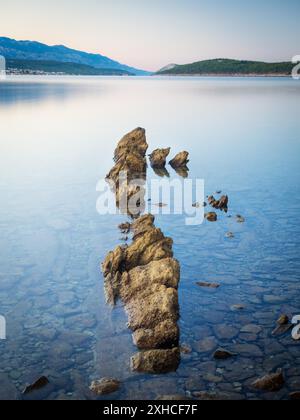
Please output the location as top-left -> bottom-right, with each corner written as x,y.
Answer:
89,378 -> 120,396
192,202 -> 207,208
118,222 -> 131,234
205,212 -> 218,222
149,148 -> 171,168
236,214 -> 245,223
208,195 -> 229,212
169,151 -> 189,168
226,232 -> 235,239
252,370 -> 285,392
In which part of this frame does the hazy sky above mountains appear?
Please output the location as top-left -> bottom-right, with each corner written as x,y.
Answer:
1,0 -> 299,71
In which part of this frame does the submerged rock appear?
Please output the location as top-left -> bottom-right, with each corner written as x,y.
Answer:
240,324 -> 262,334
22,376 -> 49,395
226,232 -> 235,239
230,304 -> 246,311
193,391 -> 232,401
252,370 -> 285,392
180,344 -> 192,354
131,348 -> 180,374
236,215 -> 245,223
197,282 -> 220,289
157,395 -> 192,401
149,148 -> 171,168
272,324 -> 292,337
169,151 -> 189,168
192,202 -> 207,208
277,314 -> 289,325
213,348 -> 236,360
290,392 -> 300,400
89,378 -> 120,396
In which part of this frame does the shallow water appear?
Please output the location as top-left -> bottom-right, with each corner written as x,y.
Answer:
0,76 -> 299,400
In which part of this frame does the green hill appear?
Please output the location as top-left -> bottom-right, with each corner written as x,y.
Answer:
6,58 -> 134,76
156,59 -> 293,76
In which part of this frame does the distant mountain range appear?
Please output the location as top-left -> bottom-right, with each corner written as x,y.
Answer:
0,38 -> 293,77
156,59 -> 293,76
0,37 -> 150,76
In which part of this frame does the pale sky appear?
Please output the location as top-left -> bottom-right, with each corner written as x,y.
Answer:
0,0 -> 299,71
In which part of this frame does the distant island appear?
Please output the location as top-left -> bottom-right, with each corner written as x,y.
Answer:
0,37 -> 150,76
156,59 -> 294,76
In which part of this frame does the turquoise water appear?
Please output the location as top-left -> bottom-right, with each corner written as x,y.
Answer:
0,76 -> 299,400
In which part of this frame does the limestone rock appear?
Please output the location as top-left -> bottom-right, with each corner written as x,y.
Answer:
213,348 -> 236,360
208,195 -> 229,212
157,395 -> 192,401
113,127 -> 148,163
89,378 -> 120,396
252,370 -> 285,392
272,324 -> 292,336
131,348 -> 180,374
290,392 -> 300,400
169,151 -> 189,168
193,391 -> 234,401
205,212 -> 218,222
149,148 -> 171,168
118,222 -> 131,234
102,130 -> 181,376
102,245 -> 125,278
133,320 -> 179,350
125,227 -> 173,271
277,314 -> 289,325
126,284 -> 179,331
22,376 -> 49,395
119,258 -> 180,303
196,282 -> 220,289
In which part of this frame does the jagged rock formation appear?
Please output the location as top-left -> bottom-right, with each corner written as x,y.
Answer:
106,127 -> 148,215
102,129 -> 181,374
149,148 -> 171,168
208,195 -> 229,212
169,151 -> 189,168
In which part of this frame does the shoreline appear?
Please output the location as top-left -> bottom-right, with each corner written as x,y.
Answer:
155,73 -> 292,78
